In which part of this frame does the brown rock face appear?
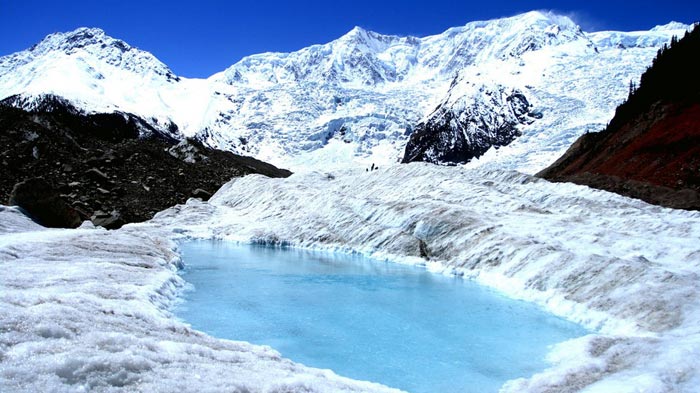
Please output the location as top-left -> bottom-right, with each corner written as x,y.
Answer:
538,101 -> 700,210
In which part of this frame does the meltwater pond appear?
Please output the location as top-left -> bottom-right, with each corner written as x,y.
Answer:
175,241 -> 587,393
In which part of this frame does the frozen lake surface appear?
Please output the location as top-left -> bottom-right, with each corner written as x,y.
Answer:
175,240 -> 587,393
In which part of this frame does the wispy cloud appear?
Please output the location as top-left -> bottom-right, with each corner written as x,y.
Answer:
555,9 -> 606,32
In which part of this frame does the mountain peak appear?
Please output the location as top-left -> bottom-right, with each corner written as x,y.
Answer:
651,21 -> 690,32
347,26 -> 367,35
519,10 -> 556,20
62,26 -> 107,38
63,26 -> 107,38
0,26 -> 179,93
508,10 -> 579,31
435,10 -> 588,62
30,27 -> 130,55
337,25 -> 408,44
338,25 -> 375,43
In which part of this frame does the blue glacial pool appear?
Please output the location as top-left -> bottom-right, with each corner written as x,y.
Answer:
174,240 -> 587,393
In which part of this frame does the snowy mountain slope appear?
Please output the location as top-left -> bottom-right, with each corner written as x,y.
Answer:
0,13 -> 688,171
204,10 -> 605,168
402,82 -> 535,164
411,24 -> 692,171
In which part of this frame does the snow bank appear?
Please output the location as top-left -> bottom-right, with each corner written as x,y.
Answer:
2,162 -> 699,392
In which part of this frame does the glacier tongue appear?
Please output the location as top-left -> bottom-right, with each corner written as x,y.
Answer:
0,13 -> 688,171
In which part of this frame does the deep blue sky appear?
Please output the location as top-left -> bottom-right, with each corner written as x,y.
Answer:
1,0 -> 697,78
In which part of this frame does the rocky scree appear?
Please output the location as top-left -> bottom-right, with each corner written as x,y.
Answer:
0,97 -> 291,228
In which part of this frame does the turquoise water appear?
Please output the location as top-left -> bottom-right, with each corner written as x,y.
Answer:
175,241 -> 586,393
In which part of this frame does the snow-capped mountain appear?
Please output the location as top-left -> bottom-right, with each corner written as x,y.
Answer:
0,27 -> 178,81
215,11 -> 587,87
0,27 -> 206,139
0,12 -> 688,171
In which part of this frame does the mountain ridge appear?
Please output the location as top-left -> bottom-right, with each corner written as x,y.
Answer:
218,11 -> 589,88
0,12 -> 688,171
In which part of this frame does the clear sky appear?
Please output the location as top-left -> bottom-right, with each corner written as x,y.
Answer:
1,0 -> 698,78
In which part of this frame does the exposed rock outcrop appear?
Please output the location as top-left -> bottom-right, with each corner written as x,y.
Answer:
402,83 -> 535,165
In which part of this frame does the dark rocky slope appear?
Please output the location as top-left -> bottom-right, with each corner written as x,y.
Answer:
401,84 -> 535,165
538,25 -> 700,210
0,95 -> 291,228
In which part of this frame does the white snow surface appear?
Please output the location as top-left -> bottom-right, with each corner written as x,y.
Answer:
0,12 -> 689,171
3,164 -> 699,392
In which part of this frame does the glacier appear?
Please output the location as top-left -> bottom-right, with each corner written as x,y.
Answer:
2,164 -> 699,392
0,11 -> 688,171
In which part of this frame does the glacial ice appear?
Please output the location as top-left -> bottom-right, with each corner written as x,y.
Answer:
3,162 -> 698,392
0,206 -> 402,392
149,164 -> 700,392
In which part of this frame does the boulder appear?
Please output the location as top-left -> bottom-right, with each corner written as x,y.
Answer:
191,188 -> 212,200
8,178 -> 82,228
85,168 -> 111,183
90,209 -> 124,230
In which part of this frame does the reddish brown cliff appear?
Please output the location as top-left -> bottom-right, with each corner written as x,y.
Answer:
539,25 -> 700,210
